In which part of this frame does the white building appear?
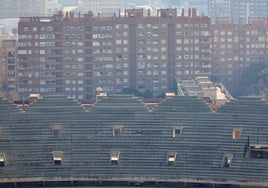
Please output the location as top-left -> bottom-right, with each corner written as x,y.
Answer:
0,0 -> 46,19
47,0 -> 61,16
177,77 -> 232,107
78,0 -> 123,15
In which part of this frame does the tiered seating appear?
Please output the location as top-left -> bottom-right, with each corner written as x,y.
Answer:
153,96 -> 211,114
0,95 -> 268,187
212,97 -> 268,182
0,98 -> 26,177
216,97 -> 268,115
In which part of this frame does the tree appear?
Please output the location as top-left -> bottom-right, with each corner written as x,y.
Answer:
171,79 -> 178,95
210,74 -> 220,83
122,88 -> 142,97
143,90 -> 153,98
239,63 -> 268,96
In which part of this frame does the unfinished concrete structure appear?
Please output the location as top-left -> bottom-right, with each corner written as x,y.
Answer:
0,94 -> 268,187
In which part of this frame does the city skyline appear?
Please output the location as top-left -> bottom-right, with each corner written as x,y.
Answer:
0,1 -> 268,100
0,2 -> 268,187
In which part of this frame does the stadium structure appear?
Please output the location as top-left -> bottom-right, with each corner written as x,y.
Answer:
0,94 -> 268,187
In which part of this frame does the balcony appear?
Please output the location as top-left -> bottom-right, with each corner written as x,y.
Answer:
201,49 -> 211,53
201,64 -> 211,69
201,57 -> 211,61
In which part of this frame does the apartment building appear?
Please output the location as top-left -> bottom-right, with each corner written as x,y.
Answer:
78,0 -> 123,15
0,35 -> 18,99
208,0 -> 268,23
211,18 -> 268,83
17,9 -> 211,100
0,0 -> 46,19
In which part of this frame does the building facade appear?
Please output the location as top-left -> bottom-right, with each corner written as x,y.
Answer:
1,39 -> 18,92
46,0 -> 61,16
0,34 -> 18,99
186,0 -> 209,16
78,0 -> 124,15
211,18 -> 268,83
17,9 -> 211,100
208,0 -> 268,23
0,0 -> 47,19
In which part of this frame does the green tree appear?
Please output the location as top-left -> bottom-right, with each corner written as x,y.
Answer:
143,90 -> 153,98
122,88 -> 142,97
240,63 -> 268,96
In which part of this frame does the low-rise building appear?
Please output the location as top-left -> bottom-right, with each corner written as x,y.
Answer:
177,76 -> 232,108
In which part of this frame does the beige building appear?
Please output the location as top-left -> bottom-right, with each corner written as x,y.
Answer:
177,76 -> 232,107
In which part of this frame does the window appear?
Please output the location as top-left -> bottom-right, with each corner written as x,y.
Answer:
113,126 -> 122,137
176,70 -> 182,75
47,27 -> 53,31
184,55 -> 189,59
115,40 -> 122,44
167,152 -> 177,166
222,154 -> 233,167
0,153 -> 5,166
64,26 -> 70,31
201,23 -> 208,28
176,39 -> 182,44
18,50 -> 27,55
173,127 -> 182,137
249,145 -> 268,159
40,50 -> 45,54
110,151 -> 120,165
52,127 -> 61,137
53,151 -> 62,165
23,27 -> 29,31
116,24 -> 122,29
77,42 -> 83,46
232,129 -> 242,139
138,24 -> 145,29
